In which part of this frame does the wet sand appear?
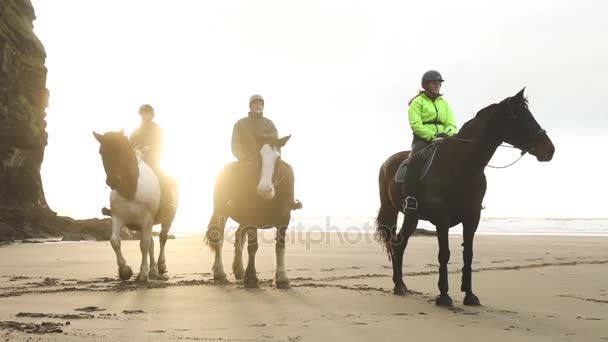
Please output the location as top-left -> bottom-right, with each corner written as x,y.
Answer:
0,232 -> 606,341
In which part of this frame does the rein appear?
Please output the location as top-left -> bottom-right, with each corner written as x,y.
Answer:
441,136 -> 528,169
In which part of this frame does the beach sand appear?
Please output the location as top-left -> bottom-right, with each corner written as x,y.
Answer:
0,232 -> 606,341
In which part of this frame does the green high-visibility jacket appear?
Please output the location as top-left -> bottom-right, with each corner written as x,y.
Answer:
408,93 -> 457,141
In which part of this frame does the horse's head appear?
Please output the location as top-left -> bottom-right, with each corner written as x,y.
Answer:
256,135 -> 291,199
93,130 -> 138,190
499,88 -> 555,162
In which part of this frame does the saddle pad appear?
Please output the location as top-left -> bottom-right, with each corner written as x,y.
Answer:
394,143 -> 439,183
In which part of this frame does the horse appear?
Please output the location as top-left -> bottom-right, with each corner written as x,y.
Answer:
375,88 -> 555,306
93,130 -> 178,282
204,135 -> 301,289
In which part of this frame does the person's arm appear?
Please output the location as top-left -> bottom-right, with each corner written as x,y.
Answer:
408,98 -> 436,141
129,129 -> 139,148
231,122 -> 244,160
266,118 -> 279,139
232,121 -> 258,161
150,125 -> 164,161
443,102 -> 457,136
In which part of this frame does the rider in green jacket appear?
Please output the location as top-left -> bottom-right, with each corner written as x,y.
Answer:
404,70 -> 458,211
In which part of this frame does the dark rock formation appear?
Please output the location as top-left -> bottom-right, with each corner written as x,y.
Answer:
0,1 -> 115,243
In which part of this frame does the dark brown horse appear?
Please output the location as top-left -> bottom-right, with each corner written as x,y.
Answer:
204,135 -> 301,288
375,88 -> 555,306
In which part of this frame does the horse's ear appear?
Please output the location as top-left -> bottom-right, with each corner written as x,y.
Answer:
515,87 -> 526,100
93,131 -> 103,143
277,135 -> 292,148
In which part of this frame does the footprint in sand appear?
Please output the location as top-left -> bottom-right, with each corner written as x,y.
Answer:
122,310 -> 145,314
75,306 -> 106,313
17,312 -> 93,320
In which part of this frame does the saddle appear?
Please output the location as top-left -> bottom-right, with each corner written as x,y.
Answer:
395,143 -> 439,184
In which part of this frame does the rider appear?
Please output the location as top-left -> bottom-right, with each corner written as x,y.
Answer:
231,94 -> 279,162
403,70 -> 458,211
129,104 -> 173,220
230,94 -> 302,211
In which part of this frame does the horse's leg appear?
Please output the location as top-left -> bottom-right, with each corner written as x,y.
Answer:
392,212 -> 418,295
205,213 -> 228,282
462,213 -> 481,306
148,235 -> 160,279
274,226 -> 290,289
136,220 -> 153,282
232,225 -> 245,280
244,228 -> 259,288
111,217 -> 133,280
157,222 -> 171,274
435,224 -> 453,306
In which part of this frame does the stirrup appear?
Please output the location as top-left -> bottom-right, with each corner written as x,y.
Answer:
404,196 -> 418,212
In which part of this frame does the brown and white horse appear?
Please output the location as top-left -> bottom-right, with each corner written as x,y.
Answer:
93,130 -> 177,281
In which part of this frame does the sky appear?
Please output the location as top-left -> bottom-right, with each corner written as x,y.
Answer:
29,0 -> 608,231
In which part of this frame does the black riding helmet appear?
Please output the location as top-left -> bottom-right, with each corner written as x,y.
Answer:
421,70 -> 445,84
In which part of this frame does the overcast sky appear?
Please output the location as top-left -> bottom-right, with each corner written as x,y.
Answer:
30,0 -> 608,230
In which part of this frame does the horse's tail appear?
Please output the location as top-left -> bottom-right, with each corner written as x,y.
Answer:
374,162 -> 398,261
204,213 -> 226,253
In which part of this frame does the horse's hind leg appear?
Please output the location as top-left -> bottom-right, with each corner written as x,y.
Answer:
274,226 -> 290,289
392,212 -> 418,295
148,235 -> 160,279
205,213 -> 228,282
110,217 -> 133,281
157,222 -> 171,274
232,225 -> 245,280
136,222 -> 153,282
244,228 -> 259,288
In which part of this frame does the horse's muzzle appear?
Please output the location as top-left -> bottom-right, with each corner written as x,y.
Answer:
257,185 -> 275,200
529,133 -> 555,162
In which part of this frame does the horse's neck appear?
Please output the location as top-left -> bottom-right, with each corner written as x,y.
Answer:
455,111 -> 504,175
116,152 -> 141,201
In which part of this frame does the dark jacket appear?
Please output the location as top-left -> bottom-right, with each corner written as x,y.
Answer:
231,112 -> 278,161
130,121 -> 163,169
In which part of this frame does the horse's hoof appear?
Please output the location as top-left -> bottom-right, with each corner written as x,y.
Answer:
214,276 -> 229,284
136,274 -> 149,283
118,266 -> 133,281
435,294 -> 453,307
158,262 -> 167,274
393,284 -> 408,296
148,270 -> 161,279
233,266 -> 245,280
244,279 -> 260,289
275,280 -> 290,289
464,293 -> 481,306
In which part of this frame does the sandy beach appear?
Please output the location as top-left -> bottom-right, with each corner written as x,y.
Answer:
0,232 -> 606,341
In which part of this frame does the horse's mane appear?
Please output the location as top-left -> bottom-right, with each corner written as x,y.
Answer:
456,96 -> 529,138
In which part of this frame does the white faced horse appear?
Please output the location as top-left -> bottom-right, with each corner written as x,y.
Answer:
94,130 -> 177,281
205,135 -> 302,289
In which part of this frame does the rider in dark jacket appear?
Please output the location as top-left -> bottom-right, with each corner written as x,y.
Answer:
231,94 -> 278,161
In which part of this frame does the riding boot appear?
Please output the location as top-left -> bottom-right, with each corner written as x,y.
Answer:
402,155 -> 421,212
402,173 -> 419,212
